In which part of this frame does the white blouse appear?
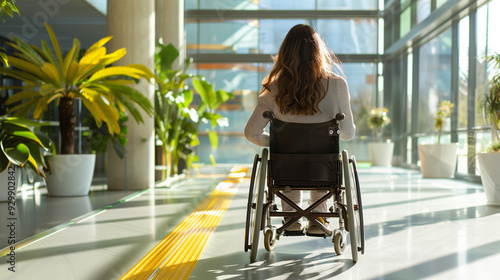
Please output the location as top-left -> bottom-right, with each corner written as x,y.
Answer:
244,76 -> 356,147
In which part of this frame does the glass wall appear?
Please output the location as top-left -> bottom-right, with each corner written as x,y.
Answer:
186,2 -> 381,163
186,0 -> 378,10
384,0 -> 500,178
417,28 -> 452,137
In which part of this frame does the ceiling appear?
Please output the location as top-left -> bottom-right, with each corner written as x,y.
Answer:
0,0 -> 106,52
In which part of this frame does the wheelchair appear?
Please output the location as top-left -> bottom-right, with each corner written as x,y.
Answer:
244,112 -> 365,262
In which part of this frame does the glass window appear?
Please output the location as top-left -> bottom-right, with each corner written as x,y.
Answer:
476,0 -> 500,141
436,0 -> 448,9
458,16 -> 469,129
260,0 -> 315,10
190,62 -> 272,164
417,0 -> 431,24
188,19 -> 378,55
418,28 -> 452,136
400,7 -> 411,38
186,0 -> 378,10
317,0 -> 378,10
407,52 -> 413,136
186,0 -> 259,10
186,20 -> 260,54
343,63 -> 376,136
488,0 -> 500,53
318,19 -> 378,54
259,19 -> 308,54
476,4 -> 490,127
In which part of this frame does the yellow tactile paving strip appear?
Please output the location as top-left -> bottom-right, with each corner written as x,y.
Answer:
121,167 -> 247,280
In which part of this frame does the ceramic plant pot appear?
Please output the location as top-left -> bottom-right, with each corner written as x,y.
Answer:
418,143 -> 458,178
477,152 -> 500,206
368,142 -> 394,166
44,154 -> 96,197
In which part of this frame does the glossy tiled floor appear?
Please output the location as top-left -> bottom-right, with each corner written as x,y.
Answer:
1,165 -> 500,280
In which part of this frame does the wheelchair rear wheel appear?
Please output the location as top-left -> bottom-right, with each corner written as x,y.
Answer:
342,150 -> 361,263
244,154 -> 259,253
244,149 -> 268,261
351,155 -> 365,255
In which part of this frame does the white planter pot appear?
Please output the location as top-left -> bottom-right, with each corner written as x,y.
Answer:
477,153 -> 500,206
44,154 -> 96,197
368,142 -> 394,166
418,143 -> 458,178
0,166 -> 22,202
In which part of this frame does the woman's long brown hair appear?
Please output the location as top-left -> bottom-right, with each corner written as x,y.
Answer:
262,24 -> 343,115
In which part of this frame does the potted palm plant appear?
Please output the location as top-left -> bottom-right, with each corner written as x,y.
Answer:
367,107 -> 393,166
418,101 -> 458,178
0,116 -> 49,201
477,53 -> 500,206
0,23 -> 154,196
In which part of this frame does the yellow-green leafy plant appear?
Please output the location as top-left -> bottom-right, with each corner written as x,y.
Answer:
0,22 -> 154,155
367,107 -> 391,142
0,0 -> 20,67
0,116 -> 50,177
154,43 -> 233,177
435,100 -> 454,144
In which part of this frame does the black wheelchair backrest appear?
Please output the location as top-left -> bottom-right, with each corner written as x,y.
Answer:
267,112 -> 344,186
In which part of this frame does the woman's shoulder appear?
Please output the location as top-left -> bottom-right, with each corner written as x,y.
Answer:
326,74 -> 347,85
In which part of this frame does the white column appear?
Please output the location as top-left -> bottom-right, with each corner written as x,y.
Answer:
106,0 -> 155,190
155,0 -> 185,69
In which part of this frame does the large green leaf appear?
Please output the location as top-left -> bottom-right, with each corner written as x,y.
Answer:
86,66 -> 143,83
4,117 -> 41,127
4,143 -> 30,166
5,89 -> 39,105
7,36 -> 45,66
193,78 -> 216,108
155,43 -> 179,73
2,121 -> 31,134
181,89 -> 193,107
44,22 -> 64,69
6,56 -> 49,81
24,141 -> 45,171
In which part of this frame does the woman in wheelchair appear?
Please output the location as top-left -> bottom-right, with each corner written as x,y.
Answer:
244,24 -> 356,236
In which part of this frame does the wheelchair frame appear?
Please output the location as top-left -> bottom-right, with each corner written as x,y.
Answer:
244,113 -> 365,262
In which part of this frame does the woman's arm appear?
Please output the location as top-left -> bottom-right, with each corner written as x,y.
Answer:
335,78 -> 356,141
244,92 -> 272,147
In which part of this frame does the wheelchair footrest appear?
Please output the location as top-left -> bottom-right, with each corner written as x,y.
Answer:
305,232 -> 328,238
284,230 -> 305,236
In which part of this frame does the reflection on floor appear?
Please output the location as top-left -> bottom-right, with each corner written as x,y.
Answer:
1,165 -> 500,280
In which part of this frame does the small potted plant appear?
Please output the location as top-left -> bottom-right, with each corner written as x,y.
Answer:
477,52 -> 500,206
0,116 -> 50,201
0,23 -> 154,196
418,100 -> 458,178
367,107 -> 393,166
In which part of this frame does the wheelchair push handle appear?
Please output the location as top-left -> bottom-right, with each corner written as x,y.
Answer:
335,113 -> 345,122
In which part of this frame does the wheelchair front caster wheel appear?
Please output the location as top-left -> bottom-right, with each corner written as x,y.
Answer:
264,229 -> 276,251
333,231 -> 346,255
